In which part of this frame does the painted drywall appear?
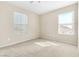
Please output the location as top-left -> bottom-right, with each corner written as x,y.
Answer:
0,2 -> 40,47
0,2 -> 78,47
78,2 -> 79,52
40,3 -> 78,45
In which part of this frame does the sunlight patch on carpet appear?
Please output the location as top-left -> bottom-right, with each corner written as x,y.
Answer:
34,41 -> 58,47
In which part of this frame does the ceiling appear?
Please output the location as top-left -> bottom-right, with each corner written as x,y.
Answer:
7,1 -> 77,15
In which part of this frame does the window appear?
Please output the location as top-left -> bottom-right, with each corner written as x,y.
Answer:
14,12 -> 28,32
58,11 -> 74,35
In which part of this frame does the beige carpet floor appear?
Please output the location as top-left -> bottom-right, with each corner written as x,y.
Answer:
0,39 -> 78,57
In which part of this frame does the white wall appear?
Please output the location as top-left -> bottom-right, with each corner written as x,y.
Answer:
78,2 -> 79,52
40,3 -> 78,45
0,2 -> 78,47
0,2 -> 40,47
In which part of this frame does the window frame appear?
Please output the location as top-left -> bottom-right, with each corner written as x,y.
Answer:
58,11 -> 75,35
13,12 -> 28,33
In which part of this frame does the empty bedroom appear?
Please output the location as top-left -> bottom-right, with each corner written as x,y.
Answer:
0,0 -> 78,57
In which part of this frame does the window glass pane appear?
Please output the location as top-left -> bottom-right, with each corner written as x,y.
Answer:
59,12 -> 74,24
14,12 -> 28,24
